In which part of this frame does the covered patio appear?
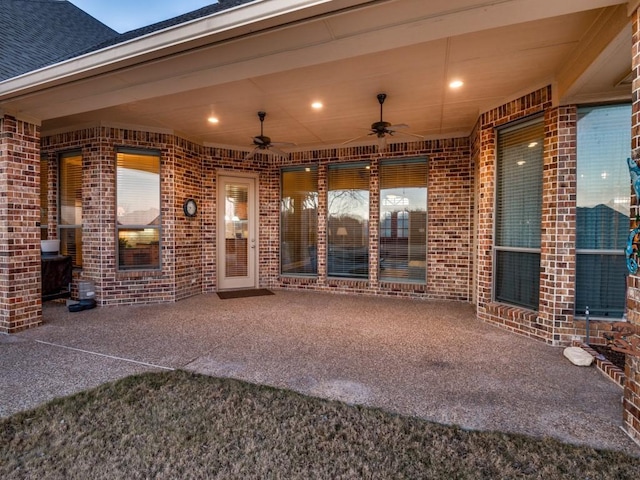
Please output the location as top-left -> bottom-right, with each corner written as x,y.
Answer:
1,0 -> 640,446
2,291 -> 638,455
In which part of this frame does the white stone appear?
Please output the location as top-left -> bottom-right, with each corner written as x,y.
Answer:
563,346 -> 594,366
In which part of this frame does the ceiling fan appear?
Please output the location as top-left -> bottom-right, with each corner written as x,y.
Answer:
344,93 -> 423,151
245,111 -> 294,160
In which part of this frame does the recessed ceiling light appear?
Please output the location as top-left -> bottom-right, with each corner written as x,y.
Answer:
311,101 -> 323,110
449,80 -> 464,89
207,116 -> 219,124
528,142 -> 538,148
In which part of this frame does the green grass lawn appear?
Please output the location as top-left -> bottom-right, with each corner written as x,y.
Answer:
1,370 -> 639,479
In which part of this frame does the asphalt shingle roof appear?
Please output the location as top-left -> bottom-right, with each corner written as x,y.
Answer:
1,0 -> 255,82
0,0 -> 118,81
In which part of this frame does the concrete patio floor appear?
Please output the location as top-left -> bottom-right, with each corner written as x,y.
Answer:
1,290 -> 638,456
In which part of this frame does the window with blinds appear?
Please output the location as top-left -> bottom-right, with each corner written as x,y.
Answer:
494,119 -> 544,310
379,158 -> 428,282
281,167 -> 318,275
59,152 -> 83,266
116,149 -> 161,270
40,158 -> 49,240
327,163 -> 370,278
575,104 -> 631,318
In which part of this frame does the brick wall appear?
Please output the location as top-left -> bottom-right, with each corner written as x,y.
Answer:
475,87 -> 558,343
0,115 -> 42,333
625,4 -> 640,447
538,106 -> 578,344
40,130 -> 473,307
278,139 -> 473,300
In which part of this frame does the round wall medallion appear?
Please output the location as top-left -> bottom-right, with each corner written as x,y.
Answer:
183,198 -> 197,217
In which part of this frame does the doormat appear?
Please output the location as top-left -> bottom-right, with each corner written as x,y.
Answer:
217,289 -> 274,300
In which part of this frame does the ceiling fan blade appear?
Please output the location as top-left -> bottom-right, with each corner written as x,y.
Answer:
342,133 -> 372,145
253,136 -> 266,145
270,141 -> 296,147
244,147 -> 259,160
392,130 -> 424,140
268,146 -> 289,158
387,124 -> 409,130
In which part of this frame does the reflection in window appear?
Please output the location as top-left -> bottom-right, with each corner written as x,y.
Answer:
59,152 -> 82,266
224,183 -> 249,277
379,159 -> 427,282
280,167 -> 318,275
117,150 -> 161,270
494,119 -> 544,310
328,163 -> 369,278
576,104 -> 630,318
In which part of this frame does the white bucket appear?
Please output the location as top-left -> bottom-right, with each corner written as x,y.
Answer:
41,239 -> 60,255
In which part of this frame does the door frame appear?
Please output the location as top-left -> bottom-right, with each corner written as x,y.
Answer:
217,171 -> 259,290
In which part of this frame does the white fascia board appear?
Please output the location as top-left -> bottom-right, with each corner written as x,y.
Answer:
0,0 -> 368,99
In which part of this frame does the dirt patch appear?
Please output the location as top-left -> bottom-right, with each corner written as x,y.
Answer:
589,344 -> 626,371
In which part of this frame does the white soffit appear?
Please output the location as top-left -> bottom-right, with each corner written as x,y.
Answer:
0,0 -> 625,106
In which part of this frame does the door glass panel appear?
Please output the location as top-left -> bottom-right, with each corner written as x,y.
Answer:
225,183 -> 249,277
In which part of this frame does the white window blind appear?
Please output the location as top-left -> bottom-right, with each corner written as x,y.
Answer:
117,149 -> 161,270
379,158 -> 428,282
58,152 -> 83,266
281,167 -> 318,275
327,163 -> 370,278
494,119 -> 544,309
576,104 -> 630,318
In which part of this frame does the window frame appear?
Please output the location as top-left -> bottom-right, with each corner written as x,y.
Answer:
327,162 -> 370,279
493,116 -> 544,310
279,165 -> 319,277
115,147 -> 162,272
378,157 -> 428,284
58,150 -> 83,267
574,103 -> 631,319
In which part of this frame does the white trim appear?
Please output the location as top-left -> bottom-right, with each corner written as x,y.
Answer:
217,171 -> 260,290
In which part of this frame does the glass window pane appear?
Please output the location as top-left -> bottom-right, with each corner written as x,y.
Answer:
575,254 -> 627,318
495,250 -> 540,310
496,122 -> 544,249
281,168 -> 318,275
59,152 -> 82,266
380,159 -> 427,282
576,104 -> 630,318
118,229 -> 160,270
224,183 -> 249,277
328,163 -> 369,278
117,151 -> 161,270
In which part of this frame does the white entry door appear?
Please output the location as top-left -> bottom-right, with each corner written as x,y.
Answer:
218,175 -> 258,290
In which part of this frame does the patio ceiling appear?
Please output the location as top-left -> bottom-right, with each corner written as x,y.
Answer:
0,0 -> 633,152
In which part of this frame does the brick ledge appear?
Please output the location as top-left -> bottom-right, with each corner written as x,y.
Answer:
574,341 -> 625,388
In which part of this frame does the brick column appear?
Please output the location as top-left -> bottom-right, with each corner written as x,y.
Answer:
368,159 -> 379,288
0,114 -> 42,333
475,124 -> 496,316
538,106 -> 577,345
625,6 -> 640,447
